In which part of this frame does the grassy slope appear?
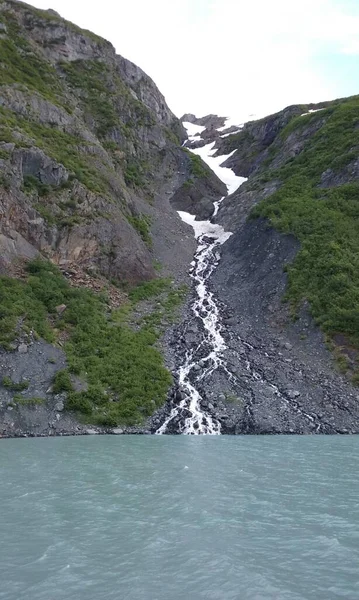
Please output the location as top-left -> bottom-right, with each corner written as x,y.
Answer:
0,260 -> 187,426
249,96 -> 359,376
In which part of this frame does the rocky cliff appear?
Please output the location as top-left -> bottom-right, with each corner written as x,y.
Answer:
0,0 -> 224,436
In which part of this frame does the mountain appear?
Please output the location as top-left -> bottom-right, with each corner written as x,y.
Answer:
180,101 -> 359,433
1,0 -> 359,437
0,0 -> 222,436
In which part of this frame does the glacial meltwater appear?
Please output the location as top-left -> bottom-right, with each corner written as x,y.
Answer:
1,436 -> 359,600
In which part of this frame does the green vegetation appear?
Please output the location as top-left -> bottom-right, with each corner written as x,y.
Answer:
61,60 -> 119,138
0,259 -> 180,425
250,96 -> 359,374
23,174 -> 51,197
128,213 -> 152,246
184,149 -> 208,178
128,278 -> 172,303
52,370 -> 73,394
60,58 -> 153,139
0,10 -> 63,104
124,162 -> 144,187
13,395 -> 46,406
2,376 -> 29,391
0,107 -> 107,194
224,392 -> 243,405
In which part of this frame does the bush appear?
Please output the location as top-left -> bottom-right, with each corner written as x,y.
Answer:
2,376 -> 29,391
52,370 -> 73,394
128,278 -> 171,303
183,149 -> 208,178
66,392 -> 93,414
14,396 -> 45,406
128,214 -> 152,246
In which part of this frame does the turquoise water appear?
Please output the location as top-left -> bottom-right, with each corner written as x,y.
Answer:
1,436 -> 359,600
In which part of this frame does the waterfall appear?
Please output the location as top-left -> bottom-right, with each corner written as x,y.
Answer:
156,129 -> 246,434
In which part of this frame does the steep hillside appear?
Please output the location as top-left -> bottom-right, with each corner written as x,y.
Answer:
216,97 -> 359,378
165,102 -> 359,434
0,0 -> 223,436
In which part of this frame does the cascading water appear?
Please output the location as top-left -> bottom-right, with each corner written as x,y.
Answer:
156,126 -> 247,435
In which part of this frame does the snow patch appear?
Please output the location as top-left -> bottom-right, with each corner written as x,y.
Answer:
217,117 -> 242,132
190,142 -> 246,195
220,128 -> 243,138
182,121 -> 206,142
300,108 -> 325,117
177,207 -> 232,243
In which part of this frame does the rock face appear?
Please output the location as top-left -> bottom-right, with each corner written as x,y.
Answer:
0,0 -> 227,437
0,0 -> 207,283
195,98 -> 359,434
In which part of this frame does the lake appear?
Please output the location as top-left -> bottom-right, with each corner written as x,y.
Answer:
1,435 -> 358,600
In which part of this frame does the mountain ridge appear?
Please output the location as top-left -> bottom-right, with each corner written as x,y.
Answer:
1,0 -> 359,435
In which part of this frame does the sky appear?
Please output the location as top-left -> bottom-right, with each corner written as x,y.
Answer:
29,0 -> 359,123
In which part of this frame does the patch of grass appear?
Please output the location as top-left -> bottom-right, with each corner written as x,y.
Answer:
33,203 -> 57,226
128,278 -> 171,303
224,392 -> 242,404
61,60 -> 119,138
153,260 -> 162,272
128,213 -> 152,246
0,173 -> 11,190
0,10 -> 64,104
0,107 -> 107,194
2,376 -> 29,391
14,395 -> 45,406
124,162 -> 144,187
183,178 -> 194,189
23,174 -> 51,197
183,149 -> 208,178
0,259 -> 173,426
0,148 -> 10,159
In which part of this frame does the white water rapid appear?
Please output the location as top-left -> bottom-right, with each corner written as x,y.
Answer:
156,125 -> 246,434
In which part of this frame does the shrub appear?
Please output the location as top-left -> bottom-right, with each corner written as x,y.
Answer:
14,396 -> 45,406
183,149 -> 208,178
128,278 -> 171,303
23,174 -> 51,197
52,370 -> 73,394
128,214 -> 152,246
2,376 -> 29,391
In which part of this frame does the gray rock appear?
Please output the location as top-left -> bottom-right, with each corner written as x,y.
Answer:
55,304 -> 67,315
18,344 -> 28,354
112,428 -> 124,434
224,317 -> 237,325
55,401 -> 64,412
288,390 -> 301,399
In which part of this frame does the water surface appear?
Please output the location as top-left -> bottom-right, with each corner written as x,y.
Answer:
1,436 -> 358,600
